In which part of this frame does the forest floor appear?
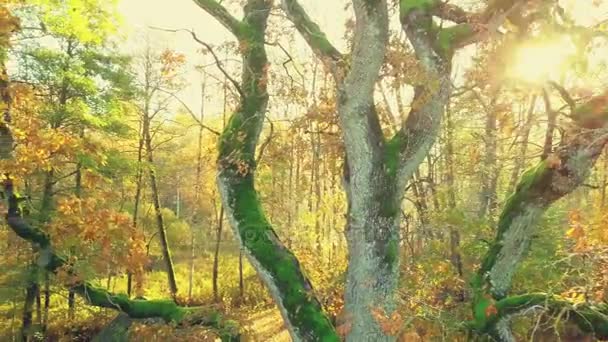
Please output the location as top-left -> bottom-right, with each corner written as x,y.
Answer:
243,308 -> 290,342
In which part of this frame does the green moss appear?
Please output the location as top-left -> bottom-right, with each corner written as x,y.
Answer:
383,237 -> 399,266
436,24 -> 473,56
477,160 -> 551,277
400,0 -> 438,18
383,134 -> 404,180
283,0 -> 341,58
223,173 -> 338,340
73,283 -> 239,341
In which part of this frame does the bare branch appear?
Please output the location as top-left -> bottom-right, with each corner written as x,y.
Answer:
150,27 -> 244,98
156,87 -> 221,136
255,117 -> 274,165
548,81 -> 576,113
265,40 -> 305,88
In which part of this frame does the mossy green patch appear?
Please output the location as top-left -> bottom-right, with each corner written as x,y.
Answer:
400,0 -> 438,19
222,172 -> 338,340
436,24 -> 473,56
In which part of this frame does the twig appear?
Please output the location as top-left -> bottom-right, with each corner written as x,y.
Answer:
155,88 -> 220,136
149,26 -> 244,98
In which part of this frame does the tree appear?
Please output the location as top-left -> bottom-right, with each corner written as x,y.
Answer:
193,0 -> 608,340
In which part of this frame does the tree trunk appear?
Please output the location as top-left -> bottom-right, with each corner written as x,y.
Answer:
92,314 -> 132,342
198,0 -> 337,338
21,276 -> 38,341
541,89 -> 557,160
444,98 -> 463,277
190,78 -> 206,302
212,205 -> 224,303
143,114 -> 178,299
69,128 -> 84,318
508,95 -> 536,193
127,118 -> 145,297
42,273 -> 49,332
472,93 -> 608,335
478,100 -> 498,218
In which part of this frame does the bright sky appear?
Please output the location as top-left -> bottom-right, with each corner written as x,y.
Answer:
116,0 -> 348,116
115,0 -> 608,118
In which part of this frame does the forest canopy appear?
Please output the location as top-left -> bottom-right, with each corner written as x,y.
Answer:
1,0 -> 608,341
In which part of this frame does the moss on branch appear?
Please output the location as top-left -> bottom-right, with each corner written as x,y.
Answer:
471,91 -> 608,337
400,0 -> 439,18
470,292 -> 608,339
215,0 -> 338,340
282,0 -> 342,62
435,24 -> 474,56
219,172 -> 338,340
73,283 -> 239,341
3,180 -> 239,341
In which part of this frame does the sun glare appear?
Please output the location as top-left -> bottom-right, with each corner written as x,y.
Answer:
508,36 -> 577,83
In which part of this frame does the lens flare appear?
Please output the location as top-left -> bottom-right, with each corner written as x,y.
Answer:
508,36 -> 577,83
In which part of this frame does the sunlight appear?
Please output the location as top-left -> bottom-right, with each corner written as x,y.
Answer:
508,36 -> 577,83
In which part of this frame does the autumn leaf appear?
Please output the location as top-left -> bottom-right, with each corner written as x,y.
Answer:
484,304 -> 498,318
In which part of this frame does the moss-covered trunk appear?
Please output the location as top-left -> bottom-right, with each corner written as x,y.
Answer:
192,0 -> 337,339
471,92 -> 608,338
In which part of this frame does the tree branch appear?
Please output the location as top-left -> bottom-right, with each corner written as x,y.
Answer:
473,292 -> 608,339
281,0 -> 343,77
548,81 -> 576,113
155,87 -> 220,136
191,0 -> 243,38
150,27 -> 244,99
